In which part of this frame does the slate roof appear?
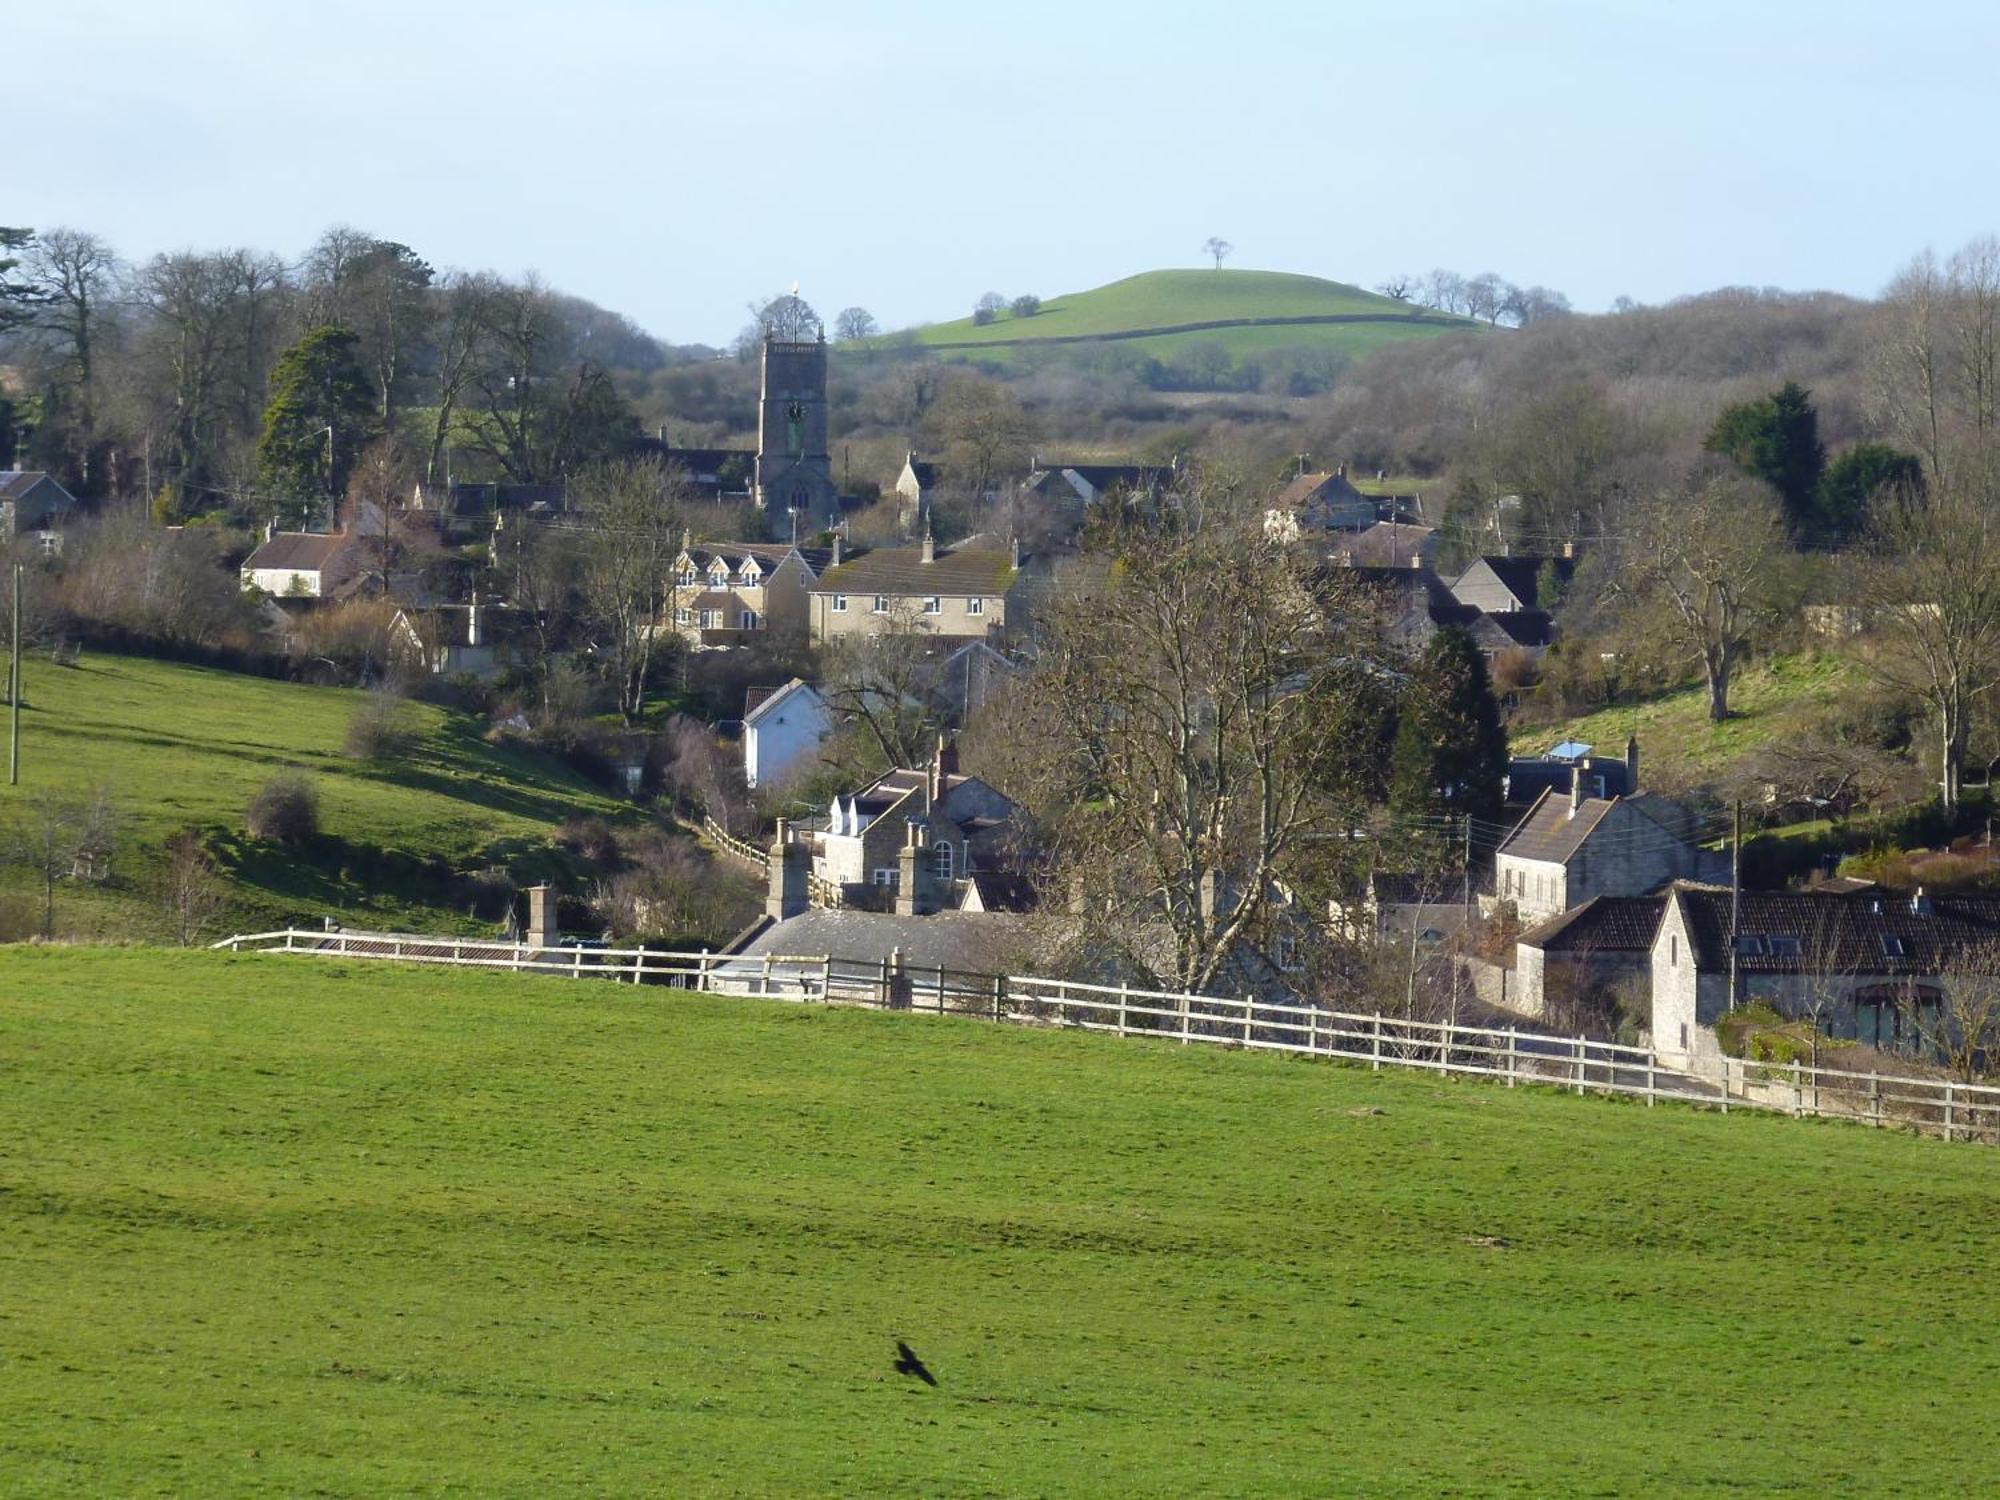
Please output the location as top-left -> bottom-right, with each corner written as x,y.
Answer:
1333,522 -> 1434,567
0,470 -> 67,502
243,532 -> 354,572
966,871 -> 1039,914
811,539 -> 1019,597
728,908 -> 1029,972
1460,555 -> 1575,611
743,678 -> 821,726
1466,609 -> 1555,650
1518,895 -> 1666,955
1671,886 -> 2000,976
1498,789 -> 1703,867
681,541 -> 830,575
1274,471 -> 1340,508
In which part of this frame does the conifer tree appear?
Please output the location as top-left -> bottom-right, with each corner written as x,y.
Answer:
1389,627 -> 1508,840
257,325 -> 376,519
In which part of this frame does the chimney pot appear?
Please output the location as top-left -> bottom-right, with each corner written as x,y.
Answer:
1569,774 -> 1584,818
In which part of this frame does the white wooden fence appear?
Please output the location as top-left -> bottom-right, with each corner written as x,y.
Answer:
700,816 -> 768,873
211,928 -> 2000,1143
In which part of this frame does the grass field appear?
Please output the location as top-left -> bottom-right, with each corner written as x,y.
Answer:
4,947 -> 1998,1495
0,654 -> 628,938
871,269 -> 1477,368
1518,650 -> 1867,787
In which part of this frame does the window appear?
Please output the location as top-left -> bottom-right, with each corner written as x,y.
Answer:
739,610 -> 759,630
873,595 -> 890,612
1733,935 -> 1767,957
832,595 -> 848,612
675,608 -> 691,625
709,566 -> 729,587
923,597 -> 941,614
1880,935 -> 1908,958
1768,935 -> 1802,959
932,841 -> 954,880
699,609 -> 721,629
1275,933 -> 1301,972
872,868 -> 900,889
967,596 -> 984,615
1670,935 -> 1678,966
741,563 -> 761,584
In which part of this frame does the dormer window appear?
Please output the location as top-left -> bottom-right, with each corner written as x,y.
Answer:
677,565 -> 698,586
740,561 -> 762,584
708,563 -> 729,587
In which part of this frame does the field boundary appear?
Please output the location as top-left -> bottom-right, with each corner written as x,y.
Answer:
212,928 -> 2000,1143
901,310 -> 1471,354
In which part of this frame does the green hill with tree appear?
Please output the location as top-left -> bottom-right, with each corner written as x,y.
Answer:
3,948 -> 1997,1495
0,653 -> 633,940
871,268 -> 1478,369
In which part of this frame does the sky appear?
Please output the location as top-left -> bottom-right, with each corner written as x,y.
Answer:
13,0 -> 2000,345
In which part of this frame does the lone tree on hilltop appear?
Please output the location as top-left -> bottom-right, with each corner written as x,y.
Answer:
1203,237 -> 1233,270
833,306 -> 878,342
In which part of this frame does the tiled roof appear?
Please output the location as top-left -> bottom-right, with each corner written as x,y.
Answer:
244,532 -> 353,572
967,870 -> 1039,913
729,908 -> 1029,972
0,470 -> 62,501
1496,788 -> 1621,865
1334,522 -> 1434,567
811,539 -> 1019,597
682,541 -> 828,574
1673,886 -> 2000,975
1274,472 -> 1337,508
1462,555 -> 1575,610
744,678 -> 820,726
1467,609 -> 1555,649
1518,895 -> 1665,954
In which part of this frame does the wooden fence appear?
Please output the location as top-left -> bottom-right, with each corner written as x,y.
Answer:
701,816 -> 768,873
211,929 -> 2000,1143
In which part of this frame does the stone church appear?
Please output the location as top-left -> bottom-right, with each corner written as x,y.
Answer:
652,328 -> 840,539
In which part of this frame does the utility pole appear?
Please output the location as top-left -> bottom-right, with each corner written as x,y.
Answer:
9,561 -> 21,787
1728,798 -> 1742,1011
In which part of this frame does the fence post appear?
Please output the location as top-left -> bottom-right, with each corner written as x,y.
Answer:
572,945 -> 583,980
1243,995 -> 1253,1047
1443,1018 -> 1454,1074
992,975 -> 1003,1023
937,965 -> 947,1015
1572,1037 -> 1584,1095
1646,1054 -> 1656,1107
1944,1082 -> 1956,1143
1308,1006 -> 1318,1055
1870,1072 -> 1882,1128
1791,1057 -> 1803,1118
1118,982 -> 1129,1037
1505,1027 -> 1517,1087
1720,1055 -> 1730,1114
879,957 -> 891,1009
1371,1014 -> 1382,1071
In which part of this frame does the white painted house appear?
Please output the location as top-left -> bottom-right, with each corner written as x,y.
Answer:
240,531 -> 358,598
742,678 -> 832,790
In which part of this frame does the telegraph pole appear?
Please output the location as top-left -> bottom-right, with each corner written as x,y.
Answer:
1727,798 -> 1742,1011
9,561 -> 21,786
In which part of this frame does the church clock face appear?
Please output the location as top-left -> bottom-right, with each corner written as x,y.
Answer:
784,399 -> 806,454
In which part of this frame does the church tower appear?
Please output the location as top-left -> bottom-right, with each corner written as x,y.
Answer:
754,332 -> 838,534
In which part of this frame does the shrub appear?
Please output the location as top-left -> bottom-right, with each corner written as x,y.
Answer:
344,691 -> 415,761
971,307 -> 995,327
1010,294 -> 1041,319
558,816 -> 623,868
246,773 -> 319,845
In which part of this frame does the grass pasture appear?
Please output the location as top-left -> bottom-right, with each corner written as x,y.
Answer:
0,653 -> 628,937
3,947 -> 1998,1495
870,269 -> 1477,368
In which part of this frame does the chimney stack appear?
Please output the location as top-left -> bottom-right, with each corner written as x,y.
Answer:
896,820 -> 927,915
921,523 -> 935,565
525,885 -> 556,949
831,530 -> 843,567
765,819 -> 808,920
1569,773 -> 1584,818
1625,734 -> 1639,793
1009,534 -> 1021,570
467,591 -> 482,648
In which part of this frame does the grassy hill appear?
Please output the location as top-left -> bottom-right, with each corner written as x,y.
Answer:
1517,650 -> 1868,788
5,947 -> 1997,1495
0,654 -> 630,939
874,269 -> 1478,368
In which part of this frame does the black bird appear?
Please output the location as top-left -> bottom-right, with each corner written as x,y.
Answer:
893,1340 -> 937,1387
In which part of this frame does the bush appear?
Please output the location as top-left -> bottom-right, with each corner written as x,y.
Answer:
344,691 -> 415,762
971,307 -> 995,327
246,773 -> 318,845
1010,294 -> 1041,319
558,816 -> 623,868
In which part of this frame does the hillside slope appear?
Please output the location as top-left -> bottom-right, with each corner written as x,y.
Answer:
0,654 -> 629,938
877,268 -> 1478,366
3,947 -> 1996,1495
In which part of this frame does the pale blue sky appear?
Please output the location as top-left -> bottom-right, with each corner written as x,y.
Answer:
13,0 -> 1997,344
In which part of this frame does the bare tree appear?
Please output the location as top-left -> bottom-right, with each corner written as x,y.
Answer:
160,828 -> 229,946
1619,475 -> 1795,721
1202,237 -> 1233,271
424,271 -> 496,489
573,459 -> 686,723
1931,938 -> 2000,1082
9,791 -> 85,939
833,306 -> 879,342
1016,481 -> 1383,993
1375,274 -> 1418,302
23,227 -> 121,489
924,374 -> 1036,504
1859,475 -> 2000,811
818,612 -> 945,772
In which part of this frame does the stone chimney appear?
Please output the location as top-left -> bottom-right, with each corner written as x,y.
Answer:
921,524 -> 935,565
765,818 -> 808,921
265,516 -> 278,542
1625,734 -> 1639,793
1010,534 -> 1021,570
831,531 -> 843,567
929,736 -> 957,803
1568,774 -> 1584,819
896,818 -> 926,916
525,885 -> 556,948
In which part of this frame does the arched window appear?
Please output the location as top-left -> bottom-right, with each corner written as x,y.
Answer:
932,841 -> 955,881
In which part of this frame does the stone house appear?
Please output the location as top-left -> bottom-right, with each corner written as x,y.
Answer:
1512,894 -> 1664,1022
241,531 -> 360,598
1330,521 -> 1437,569
668,536 -> 831,648
1448,552 -> 1576,615
389,599 -> 509,680
0,470 -> 77,552
799,740 -> 1020,907
1494,783 -> 1718,925
807,532 -> 1022,646
894,453 -> 941,525
1328,871 -> 1472,945
1650,886 -> 2000,1070
1021,459 -> 1169,511
741,678 -> 832,790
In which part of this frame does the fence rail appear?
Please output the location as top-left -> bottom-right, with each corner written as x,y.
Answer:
211,929 -> 2000,1144
701,816 -> 768,873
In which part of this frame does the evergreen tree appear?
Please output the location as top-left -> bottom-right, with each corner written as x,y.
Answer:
1816,443 -> 1924,544
0,227 -> 43,334
1389,627 -> 1508,841
257,325 -> 376,520
1705,380 -> 1826,536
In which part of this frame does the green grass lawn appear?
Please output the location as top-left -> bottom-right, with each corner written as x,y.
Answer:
0,653 -> 630,938
1518,650 -> 1867,787
4,947 -> 1997,1496
867,269 -> 1476,368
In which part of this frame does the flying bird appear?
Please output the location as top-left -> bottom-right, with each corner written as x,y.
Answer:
893,1340 -> 937,1387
